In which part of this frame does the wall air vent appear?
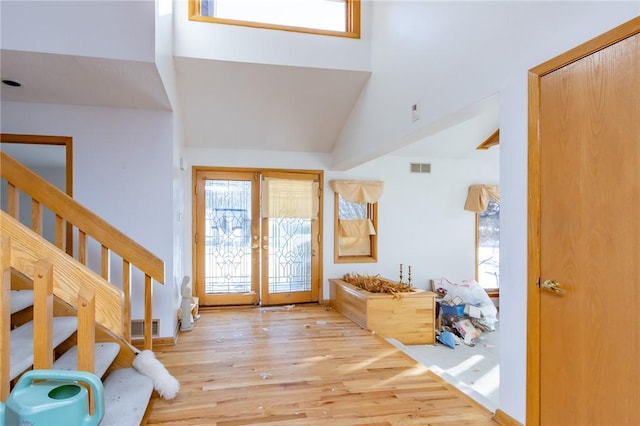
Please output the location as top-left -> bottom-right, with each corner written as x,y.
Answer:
410,163 -> 431,174
131,319 -> 160,338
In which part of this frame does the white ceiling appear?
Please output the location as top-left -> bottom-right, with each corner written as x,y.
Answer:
0,49 -> 171,110
1,49 -> 498,164
175,57 -> 371,153
391,101 -> 500,159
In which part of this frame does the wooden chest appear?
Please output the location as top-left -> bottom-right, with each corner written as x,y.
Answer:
329,278 -> 435,345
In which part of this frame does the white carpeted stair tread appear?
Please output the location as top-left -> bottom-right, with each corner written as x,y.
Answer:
9,317 -> 77,380
53,342 -> 120,379
10,290 -> 34,314
101,368 -> 154,426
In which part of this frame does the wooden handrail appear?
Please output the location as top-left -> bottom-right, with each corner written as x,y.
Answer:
1,151 -> 164,349
2,212 -> 124,337
0,152 -> 164,283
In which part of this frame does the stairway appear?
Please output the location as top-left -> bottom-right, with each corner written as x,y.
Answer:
8,290 -> 155,425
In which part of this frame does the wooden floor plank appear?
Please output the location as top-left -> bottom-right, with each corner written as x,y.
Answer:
145,304 -> 496,425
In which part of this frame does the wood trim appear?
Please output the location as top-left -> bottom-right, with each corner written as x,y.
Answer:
192,166 -> 324,307
526,16 -> 640,426
1,237 -> 11,401
0,134 -> 73,199
0,152 -> 164,283
475,213 -> 480,280
526,68 -> 542,426
77,287 -> 97,374
144,274 -> 153,350
477,129 -> 500,150
333,192 -> 379,264
33,259 -> 54,370
2,211 -> 125,337
0,133 -> 74,253
530,17 -> 640,77
494,409 -> 523,426
187,0 -> 361,39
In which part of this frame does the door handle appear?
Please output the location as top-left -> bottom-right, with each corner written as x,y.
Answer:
251,244 -> 259,250
541,279 -> 566,295
263,245 -> 268,250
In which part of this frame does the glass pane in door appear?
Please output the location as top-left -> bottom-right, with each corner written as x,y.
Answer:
204,179 -> 252,294
268,217 -> 312,293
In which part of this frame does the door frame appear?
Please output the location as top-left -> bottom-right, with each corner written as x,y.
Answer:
191,165 -> 324,306
526,17 -> 640,425
0,133 -> 74,253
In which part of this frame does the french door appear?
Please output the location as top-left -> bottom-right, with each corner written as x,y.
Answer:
194,168 -> 322,306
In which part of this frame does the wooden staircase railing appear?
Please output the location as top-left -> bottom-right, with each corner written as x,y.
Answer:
1,152 -> 164,349
1,231 -> 116,400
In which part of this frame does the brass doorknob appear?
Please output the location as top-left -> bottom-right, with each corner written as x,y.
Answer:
541,279 -> 566,295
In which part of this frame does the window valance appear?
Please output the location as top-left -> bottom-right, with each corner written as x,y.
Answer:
329,180 -> 384,204
262,178 -> 319,218
339,219 -> 376,237
464,184 -> 500,213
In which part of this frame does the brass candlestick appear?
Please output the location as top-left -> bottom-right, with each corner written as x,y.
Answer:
408,266 -> 412,287
399,263 -> 403,283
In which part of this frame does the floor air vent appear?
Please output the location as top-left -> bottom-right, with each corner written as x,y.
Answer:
131,319 -> 160,338
410,163 -> 431,173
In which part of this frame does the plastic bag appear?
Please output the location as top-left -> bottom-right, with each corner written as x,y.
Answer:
433,277 -> 498,330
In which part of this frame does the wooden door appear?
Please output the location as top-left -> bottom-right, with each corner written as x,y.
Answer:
194,170 -> 261,306
260,171 -> 321,306
194,167 -> 323,307
527,18 -> 640,425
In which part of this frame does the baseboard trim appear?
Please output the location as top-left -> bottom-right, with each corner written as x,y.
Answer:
131,322 -> 179,349
493,409 -> 523,426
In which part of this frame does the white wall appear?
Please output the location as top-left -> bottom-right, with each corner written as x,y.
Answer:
325,151 -> 499,288
184,145 -> 498,293
1,101 -> 177,338
172,0 -> 371,72
332,1 -> 639,422
0,0 -> 155,62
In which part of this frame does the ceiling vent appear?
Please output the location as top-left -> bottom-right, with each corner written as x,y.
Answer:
410,163 -> 431,174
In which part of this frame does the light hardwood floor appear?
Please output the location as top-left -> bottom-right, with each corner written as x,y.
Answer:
145,303 -> 497,425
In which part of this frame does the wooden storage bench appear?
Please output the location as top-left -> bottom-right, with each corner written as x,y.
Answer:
329,278 -> 436,344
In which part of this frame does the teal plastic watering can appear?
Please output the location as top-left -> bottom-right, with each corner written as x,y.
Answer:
1,369 -> 104,426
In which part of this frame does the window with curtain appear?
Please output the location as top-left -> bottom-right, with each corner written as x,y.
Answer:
464,184 -> 500,291
330,180 -> 382,263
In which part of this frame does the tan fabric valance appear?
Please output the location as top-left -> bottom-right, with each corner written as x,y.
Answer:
339,219 -> 376,237
464,184 -> 500,213
262,178 -> 319,218
329,180 -> 384,204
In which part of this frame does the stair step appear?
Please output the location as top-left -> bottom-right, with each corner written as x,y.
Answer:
9,317 -> 77,381
53,342 -> 120,379
101,368 -> 154,426
10,290 -> 34,314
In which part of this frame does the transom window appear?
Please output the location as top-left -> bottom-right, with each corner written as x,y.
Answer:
189,0 -> 360,38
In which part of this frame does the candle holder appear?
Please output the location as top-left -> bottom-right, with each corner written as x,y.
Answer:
408,266 -> 412,287
399,263 -> 403,283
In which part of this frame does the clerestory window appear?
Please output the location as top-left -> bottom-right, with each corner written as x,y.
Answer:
189,0 -> 360,38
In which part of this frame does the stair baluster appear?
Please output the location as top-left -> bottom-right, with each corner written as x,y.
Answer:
32,260 -> 54,370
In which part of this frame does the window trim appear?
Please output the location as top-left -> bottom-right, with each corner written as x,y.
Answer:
475,200 -> 499,293
188,0 -> 361,39
333,192 -> 377,264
